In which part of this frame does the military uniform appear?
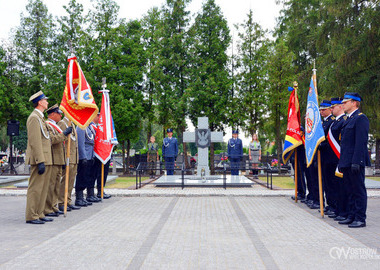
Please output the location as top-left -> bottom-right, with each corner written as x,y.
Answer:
339,93 -> 370,227
25,91 -> 53,224
58,117 -> 80,211
75,123 -> 96,206
162,129 -> 178,175
319,100 -> 338,214
327,97 -> 347,219
44,107 -> 67,216
147,142 -> 158,176
228,130 -> 243,176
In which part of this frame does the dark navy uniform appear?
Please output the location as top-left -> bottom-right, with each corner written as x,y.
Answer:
339,93 -> 370,226
162,129 -> 178,175
228,131 -> 243,175
328,112 -> 347,217
320,111 -> 337,212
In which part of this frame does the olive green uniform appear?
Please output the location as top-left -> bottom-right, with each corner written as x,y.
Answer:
25,109 -> 53,221
147,142 -> 158,175
44,119 -> 66,215
58,118 -> 79,207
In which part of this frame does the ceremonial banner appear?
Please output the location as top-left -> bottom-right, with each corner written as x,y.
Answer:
282,86 -> 303,164
94,90 -> 118,164
305,74 -> 325,167
60,55 -> 98,129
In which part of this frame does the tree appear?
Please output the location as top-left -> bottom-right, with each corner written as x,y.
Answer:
157,0 -> 192,167
188,0 -> 232,173
267,39 -> 295,171
13,0 -> 55,106
86,0 -> 146,172
141,7 -> 161,143
234,9 -> 270,137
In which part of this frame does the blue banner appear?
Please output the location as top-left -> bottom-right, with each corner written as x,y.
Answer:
305,75 -> 325,167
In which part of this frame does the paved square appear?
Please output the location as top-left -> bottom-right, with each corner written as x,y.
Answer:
0,196 -> 379,269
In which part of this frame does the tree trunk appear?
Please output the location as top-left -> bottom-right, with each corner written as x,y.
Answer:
122,140 -> 126,174
275,106 -> 282,175
376,138 -> 380,169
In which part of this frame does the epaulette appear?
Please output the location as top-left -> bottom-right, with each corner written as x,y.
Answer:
343,115 -> 347,120
359,113 -> 363,116
331,116 -> 335,120
339,133 -> 341,140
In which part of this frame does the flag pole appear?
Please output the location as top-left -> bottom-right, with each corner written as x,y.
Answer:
101,163 -> 104,200
318,150 -> 324,217
312,60 -> 324,218
63,120 -> 71,217
294,150 -> 298,203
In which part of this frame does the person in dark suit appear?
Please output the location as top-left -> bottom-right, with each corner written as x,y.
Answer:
319,100 -> 337,215
328,97 -> 348,220
338,92 -> 370,228
228,130 -> 243,176
162,128 -> 178,175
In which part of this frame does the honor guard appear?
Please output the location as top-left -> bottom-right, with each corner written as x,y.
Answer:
44,104 -> 72,217
92,114 -> 112,199
25,91 -> 53,224
327,97 -> 348,220
147,136 -> 159,177
338,92 -> 370,228
75,120 -> 96,206
162,128 -> 178,175
58,114 -> 81,211
228,130 -> 243,176
86,115 -> 102,203
319,100 -> 337,215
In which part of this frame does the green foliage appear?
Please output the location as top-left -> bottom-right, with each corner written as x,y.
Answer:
187,0 -> 232,131
234,9 -> 270,135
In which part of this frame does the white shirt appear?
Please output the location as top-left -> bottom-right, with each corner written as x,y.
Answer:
347,109 -> 358,118
34,108 -> 44,118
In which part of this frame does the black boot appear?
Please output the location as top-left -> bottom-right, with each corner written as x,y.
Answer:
75,190 -> 87,207
86,188 -> 101,203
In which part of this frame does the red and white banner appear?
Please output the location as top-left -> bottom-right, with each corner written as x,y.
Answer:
60,55 -> 99,129
94,90 -> 118,164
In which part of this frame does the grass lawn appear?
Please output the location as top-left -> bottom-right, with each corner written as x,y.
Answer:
367,177 -> 380,182
264,176 -> 295,189
106,177 -> 150,189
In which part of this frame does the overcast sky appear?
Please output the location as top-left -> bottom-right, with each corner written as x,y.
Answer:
0,0 -> 283,41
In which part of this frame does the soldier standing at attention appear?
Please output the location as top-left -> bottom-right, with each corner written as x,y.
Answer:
58,114 -> 81,211
327,97 -> 347,220
44,104 -> 72,217
319,100 -> 337,215
147,136 -> 159,177
25,91 -> 53,224
338,92 -> 370,228
228,130 -> 243,176
162,128 -> 178,175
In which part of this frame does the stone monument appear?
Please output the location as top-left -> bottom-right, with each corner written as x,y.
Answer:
183,117 -> 223,179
